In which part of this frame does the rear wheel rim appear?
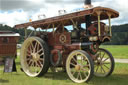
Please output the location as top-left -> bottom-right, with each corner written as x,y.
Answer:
21,37 -> 45,77
66,51 -> 92,83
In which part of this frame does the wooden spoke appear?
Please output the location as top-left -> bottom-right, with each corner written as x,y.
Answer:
35,61 -> 40,67
27,53 -> 31,57
103,57 -> 109,62
28,60 -> 33,66
83,72 -> 87,78
31,61 -> 35,67
79,72 -> 82,80
81,68 -> 88,73
37,48 -> 44,54
101,65 -> 106,73
40,52 -> 44,56
30,42 -> 34,52
36,43 -> 40,51
95,66 -> 99,72
38,61 -> 43,67
27,49 -> 31,54
34,42 -> 38,53
83,65 -> 89,68
81,56 -> 83,64
70,62 -> 76,66
72,69 -> 77,75
103,64 -> 110,69
72,57 -> 77,64
100,66 -> 102,73
39,58 -> 44,61
100,53 -> 105,61
26,58 -> 32,61
77,72 -> 80,80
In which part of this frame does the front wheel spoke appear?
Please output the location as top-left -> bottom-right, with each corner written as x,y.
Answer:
83,65 -> 89,68
103,57 -> 109,62
81,68 -> 88,73
72,57 -> 77,64
100,66 -> 102,73
40,52 -> 44,56
39,58 -> 44,61
101,65 -> 105,73
77,72 -> 80,80
31,61 -> 35,67
100,53 -> 105,61
30,42 -> 34,52
27,49 -> 31,54
27,53 -> 31,57
70,62 -> 76,66
37,48 -> 43,54
72,69 -> 76,75
36,43 -> 40,51
28,60 -> 32,66
95,65 -> 99,72
79,72 -> 82,80
38,61 -> 43,67
34,42 -> 38,52
26,58 -> 32,61
83,72 -> 87,78
81,56 -> 83,64
103,64 -> 110,69
35,61 -> 39,67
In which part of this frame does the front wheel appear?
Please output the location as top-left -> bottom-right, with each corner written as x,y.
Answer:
66,50 -> 94,83
94,48 -> 115,77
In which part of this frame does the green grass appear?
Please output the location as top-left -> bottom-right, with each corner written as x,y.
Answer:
0,59 -> 128,85
100,45 -> 128,59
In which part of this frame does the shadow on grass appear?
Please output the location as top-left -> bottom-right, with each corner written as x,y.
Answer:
44,72 -> 68,80
44,72 -> 128,84
0,79 -> 9,83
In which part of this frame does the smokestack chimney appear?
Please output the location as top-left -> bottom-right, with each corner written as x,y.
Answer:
84,0 -> 93,9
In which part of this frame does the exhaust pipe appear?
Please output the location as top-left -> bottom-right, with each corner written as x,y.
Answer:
84,0 -> 93,9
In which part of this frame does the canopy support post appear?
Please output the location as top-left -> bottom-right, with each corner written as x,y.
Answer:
107,13 -> 112,37
96,11 -> 102,36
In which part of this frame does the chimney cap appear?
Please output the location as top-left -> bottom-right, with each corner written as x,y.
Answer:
84,0 -> 91,5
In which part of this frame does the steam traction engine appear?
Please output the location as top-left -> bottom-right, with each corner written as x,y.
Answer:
15,1 -> 119,83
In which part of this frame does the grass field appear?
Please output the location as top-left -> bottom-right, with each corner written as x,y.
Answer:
0,62 -> 128,85
101,45 -> 128,59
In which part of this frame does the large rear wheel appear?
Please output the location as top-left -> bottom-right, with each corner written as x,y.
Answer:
94,48 -> 115,77
66,50 -> 94,83
20,37 -> 50,77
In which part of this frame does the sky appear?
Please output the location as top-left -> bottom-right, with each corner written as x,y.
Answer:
0,0 -> 128,27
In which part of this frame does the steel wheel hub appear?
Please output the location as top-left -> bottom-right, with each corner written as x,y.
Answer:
32,53 -> 40,61
75,65 -> 81,71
